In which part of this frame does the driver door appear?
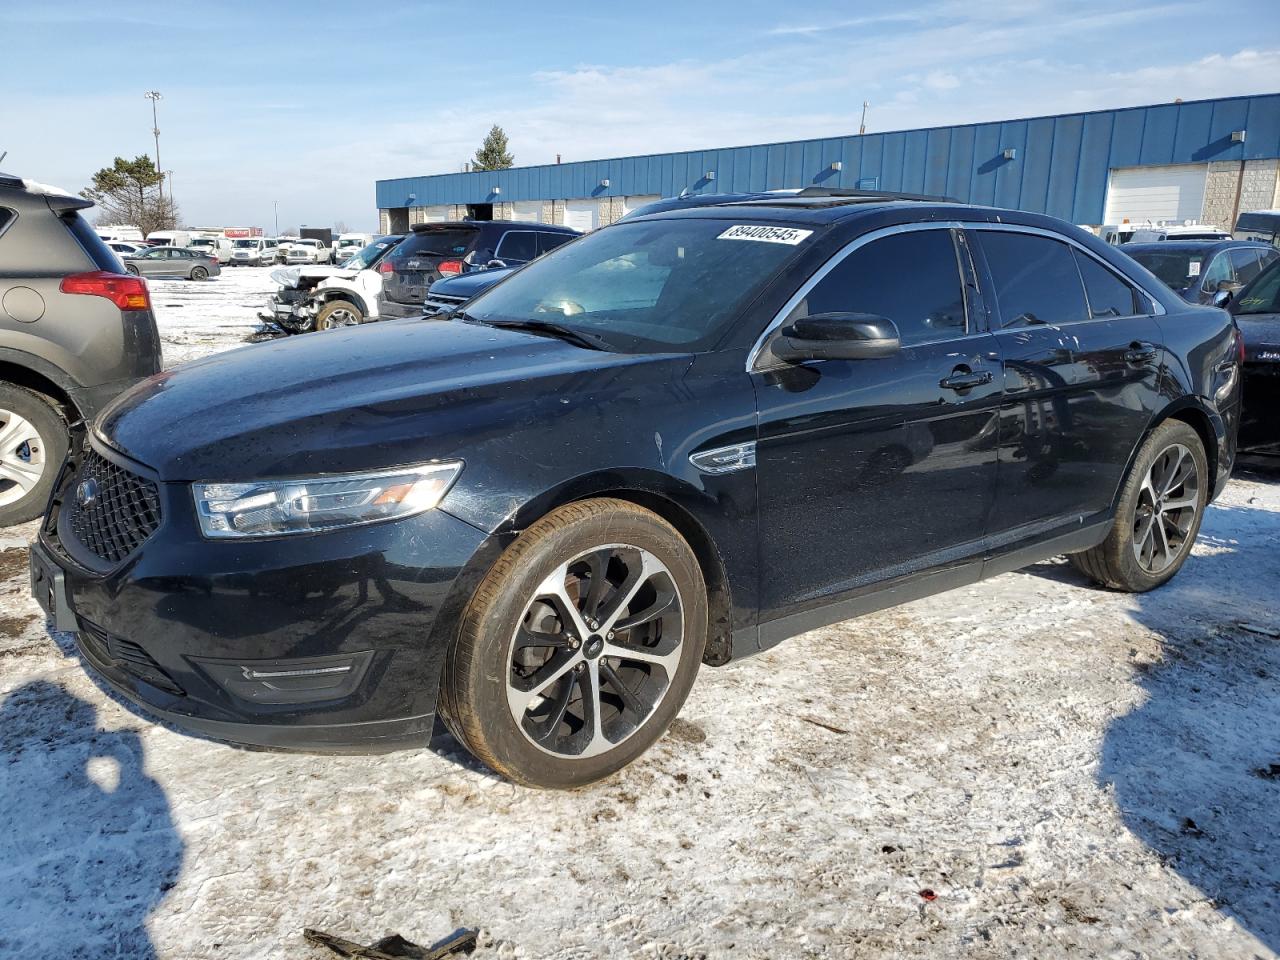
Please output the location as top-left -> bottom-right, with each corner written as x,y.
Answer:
751,227 -> 1002,643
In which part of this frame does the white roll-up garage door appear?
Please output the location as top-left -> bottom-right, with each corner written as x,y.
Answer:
621,194 -> 661,216
510,201 -> 541,223
1103,164 -> 1208,224
564,199 -> 599,232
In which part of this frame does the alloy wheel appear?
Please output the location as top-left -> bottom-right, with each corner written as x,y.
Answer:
506,544 -> 685,759
0,409 -> 46,508
1132,441 -> 1200,574
322,306 -> 361,328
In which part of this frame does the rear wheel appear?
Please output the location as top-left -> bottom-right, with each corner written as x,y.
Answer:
190,266 -> 209,281
1069,420 -> 1207,592
313,300 -> 364,331
0,384 -> 69,526
440,498 -> 707,788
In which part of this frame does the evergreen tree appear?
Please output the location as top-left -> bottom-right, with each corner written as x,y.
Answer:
472,125 -> 514,171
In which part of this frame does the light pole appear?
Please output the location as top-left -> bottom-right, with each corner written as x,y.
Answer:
273,200 -> 279,236
165,170 -> 175,210
144,91 -> 163,199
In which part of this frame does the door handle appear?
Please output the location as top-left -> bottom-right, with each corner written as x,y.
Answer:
1124,342 -> 1158,365
940,368 -> 994,391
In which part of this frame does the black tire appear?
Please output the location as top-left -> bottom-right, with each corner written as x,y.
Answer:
0,383 -> 70,526
1069,420 -> 1208,592
190,266 -> 209,281
440,498 -> 708,789
125,263 -> 140,276
313,300 -> 364,331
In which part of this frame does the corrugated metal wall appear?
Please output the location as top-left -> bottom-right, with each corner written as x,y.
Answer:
375,94 -> 1280,224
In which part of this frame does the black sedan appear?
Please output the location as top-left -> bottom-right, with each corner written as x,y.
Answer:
1230,257 -> 1280,451
1123,239 -> 1277,305
32,196 -> 1240,788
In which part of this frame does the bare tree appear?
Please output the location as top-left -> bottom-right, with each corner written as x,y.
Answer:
80,155 -> 180,236
333,220 -> 349,235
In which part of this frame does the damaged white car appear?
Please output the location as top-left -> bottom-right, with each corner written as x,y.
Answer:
260,234 -> 403,333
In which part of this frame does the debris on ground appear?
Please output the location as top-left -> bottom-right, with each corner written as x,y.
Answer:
304,927 -> 477,959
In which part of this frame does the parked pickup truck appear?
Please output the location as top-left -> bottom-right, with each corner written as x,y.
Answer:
260,235 -> 402,333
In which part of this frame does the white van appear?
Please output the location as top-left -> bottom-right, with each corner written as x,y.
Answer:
96,225 -> 144,243
1099,221 -> 1232,245
229,237 -> 277,266
146,229 -> 192,247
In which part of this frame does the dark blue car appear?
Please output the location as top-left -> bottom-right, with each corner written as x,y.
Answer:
1123,240 -> 1278,305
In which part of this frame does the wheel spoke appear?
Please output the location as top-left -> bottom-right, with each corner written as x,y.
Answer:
583,659 -> 611,756
533,673 -> 576,742
507,651 -> 583,715
578,550 -> 611,621
514,626 -> 569,650
1162,495 -> 1197,513
598,551 -> 657,634
535,563 -> 592,641
0,412 -> 38,453
599,661 -> 645,716
1160,447 -> 1188,496
601,641 -> 680,674
0,458 -> 41,491
1154,514 -> 1173,569
613,592 -> 675,631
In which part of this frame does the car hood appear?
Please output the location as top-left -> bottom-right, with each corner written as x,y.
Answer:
97,318 -> 686,481
430,266 -> 518,299
1236,311 -> 1280,361
271,265 -> 352,288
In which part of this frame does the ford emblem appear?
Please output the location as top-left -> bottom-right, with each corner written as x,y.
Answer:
76,478 -> 99,508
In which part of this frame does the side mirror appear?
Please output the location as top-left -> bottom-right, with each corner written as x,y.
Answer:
486,259 -> 507,270
1212,288 -> 1234,308
770,312 -> 901,362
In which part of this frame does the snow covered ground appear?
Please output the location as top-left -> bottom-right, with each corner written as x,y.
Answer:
1,269 -> 1278,959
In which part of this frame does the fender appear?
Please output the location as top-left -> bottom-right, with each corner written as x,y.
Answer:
0,345 -> 89,414
305,286 -> 371,317
1111,394 -> 1228,514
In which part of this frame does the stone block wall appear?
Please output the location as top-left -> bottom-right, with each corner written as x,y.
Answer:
1202,159 -> 1280,230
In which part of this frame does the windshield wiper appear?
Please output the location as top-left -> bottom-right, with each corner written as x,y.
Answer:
476,318 -> 611,351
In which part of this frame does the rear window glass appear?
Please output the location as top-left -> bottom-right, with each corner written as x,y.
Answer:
391,228 -> 478,262
981,231 -> 1089,327
1073,250 -> 1139,318
63,212 -> 123,271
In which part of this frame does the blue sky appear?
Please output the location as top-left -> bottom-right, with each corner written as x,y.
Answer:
3,0 -> 1278,232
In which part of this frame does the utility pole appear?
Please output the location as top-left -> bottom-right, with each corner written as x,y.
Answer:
145,91 -> 164,199
859,101 -> 870,136
273,200 -> 279,236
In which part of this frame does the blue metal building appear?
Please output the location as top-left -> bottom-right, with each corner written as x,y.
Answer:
376,93 -> 1280,234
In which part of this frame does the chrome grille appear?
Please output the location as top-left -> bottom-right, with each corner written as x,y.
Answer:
65,449 -> 162,564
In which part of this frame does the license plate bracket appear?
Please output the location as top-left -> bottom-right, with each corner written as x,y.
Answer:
30,542 -> 76,632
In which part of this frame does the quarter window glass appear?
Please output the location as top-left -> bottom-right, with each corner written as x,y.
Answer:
1229,248 -> 1264,286
1073,249 -> 1138,318
495,231 -> 537,262
1200,253 -> 1234,291
980,232 -> 1089,326
793,230 -> 966,345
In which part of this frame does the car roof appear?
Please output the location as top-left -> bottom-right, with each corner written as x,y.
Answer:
1123,239 -> 1269,254
626,196 -> 988,227
410,220 -> 577,234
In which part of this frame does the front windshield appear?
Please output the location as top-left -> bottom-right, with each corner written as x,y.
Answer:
342,237 -> 399,270
1236,260 -> 1280,315
233,239 -> 257,248
460,218 -> 814,352
190,239 -> 214,248
1128,250 -> 1205,289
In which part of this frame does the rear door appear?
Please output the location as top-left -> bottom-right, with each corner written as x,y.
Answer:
382,226 -> 479,305
538,231 -> 575,256
753,226 -> 1003,635
973,228 -> 1165,542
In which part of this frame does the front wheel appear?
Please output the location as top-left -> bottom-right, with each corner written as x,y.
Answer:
125,263 -> 140,276
190,266 -> 209,281
439,498 -> 708,788
0,384 -> 69,525
313,300 -> 364,331
1069,420 -> 1207,592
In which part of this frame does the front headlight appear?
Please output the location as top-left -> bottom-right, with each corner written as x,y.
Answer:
193,461 -> 463,539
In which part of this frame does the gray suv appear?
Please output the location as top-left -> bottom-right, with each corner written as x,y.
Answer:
0,173 -> 162,524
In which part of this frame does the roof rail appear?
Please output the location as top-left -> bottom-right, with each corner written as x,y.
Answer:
795,186 -> 958,202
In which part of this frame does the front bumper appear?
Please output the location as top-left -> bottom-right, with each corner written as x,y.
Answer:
33,440 -> 491,752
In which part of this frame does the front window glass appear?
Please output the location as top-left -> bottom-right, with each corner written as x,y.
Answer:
1230,248 -> 1264,286
495,231 -> 537,262
1235,260 -> 1280,315
791,229 -> 966,345
1199,253 -> 1234,291
462,218 -> 811,352
233,239 -> 257,248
